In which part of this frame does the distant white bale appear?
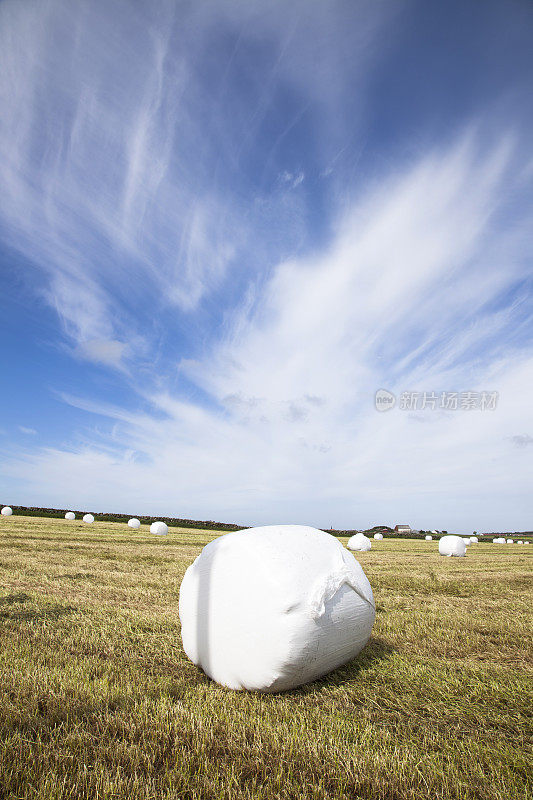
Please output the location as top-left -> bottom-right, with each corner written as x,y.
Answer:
179,524 -> 375,692
128,518 -> 141,529
1,506 -> 13,516
525,541 -> 530,544
425,535 -> 433,541
65,511 -> 75,520
517,540 -> 523,545
150,521 -> 168,536
462,537 -> 471,545
439,535 -> 466,557
470,536 -> 478,543
82,514 -> 94,523
373,533 -> 383,540
347,532 -> 372,552
506,538 -> 513,544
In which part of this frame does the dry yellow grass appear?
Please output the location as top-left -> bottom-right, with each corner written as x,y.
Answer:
1,516 -> 531,799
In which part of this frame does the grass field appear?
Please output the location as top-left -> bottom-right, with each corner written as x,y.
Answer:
0,516 -> 531,800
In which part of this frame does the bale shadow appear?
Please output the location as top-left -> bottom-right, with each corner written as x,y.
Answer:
279,635 -> 396,697
181,635 -> 396,696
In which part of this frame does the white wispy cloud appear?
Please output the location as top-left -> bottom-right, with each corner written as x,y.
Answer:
0,1 -> 249,357
3,132 -> 532,530
279,171 -> 305,189
0,0 -> 390,367
75,340 -> 129,370
18,427 -> 37,436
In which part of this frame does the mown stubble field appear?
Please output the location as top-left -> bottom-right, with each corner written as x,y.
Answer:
0,516 -> 531,800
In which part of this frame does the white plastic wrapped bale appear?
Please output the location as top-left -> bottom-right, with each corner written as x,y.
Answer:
128,518 -> 141,529
525,541 -> 530,544
373,533 -> 383,540
438,535 -> 466,557
470,536 -> 478,543
347,533 -> 372,552
425,535 -> 433,541
82,513 -> 94,523
506,538 -> 513,544
150,521 -> 168,535
179,525 -> 376,692
65,511 -> 75,520
517,540 -> 523,545
462,537 -> 471,545
1,506 -> 13,516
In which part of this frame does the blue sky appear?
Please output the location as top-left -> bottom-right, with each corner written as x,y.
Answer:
1,0 -> 532,532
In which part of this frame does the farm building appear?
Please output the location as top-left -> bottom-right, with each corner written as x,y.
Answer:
394,524 -> 411,534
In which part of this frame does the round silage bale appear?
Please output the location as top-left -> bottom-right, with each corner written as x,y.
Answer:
1,506 -> 13,516
150,521 -> 168,535
179,524 -> 376,692
425,535 -> 433,541
470,536 -> 478,543
373,533 -> 383,540
347,533 -> 371,552
439,535 -> 466,557
462,537 -> 471,545
128,518 -> 141,529
506,538 -> 513,544
82,514 -> 94,523
65,511 -> 75,520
